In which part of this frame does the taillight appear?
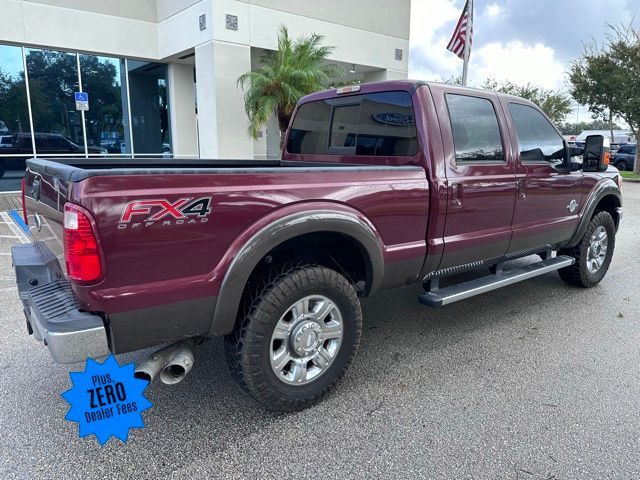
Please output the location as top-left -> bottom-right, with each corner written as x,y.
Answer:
21,178 -> 28,225
63,203 -> 103,282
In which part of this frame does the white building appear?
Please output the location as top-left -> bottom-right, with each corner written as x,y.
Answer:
0,0 -> 410,187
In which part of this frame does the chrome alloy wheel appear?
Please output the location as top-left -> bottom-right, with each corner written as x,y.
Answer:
587,225 -> 608,274
269,295 -> 343,385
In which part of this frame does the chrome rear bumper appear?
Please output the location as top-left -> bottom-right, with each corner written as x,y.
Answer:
11,243 -> 110,364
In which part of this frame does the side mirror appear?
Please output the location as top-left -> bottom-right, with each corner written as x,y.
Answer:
582,135 -> 610,172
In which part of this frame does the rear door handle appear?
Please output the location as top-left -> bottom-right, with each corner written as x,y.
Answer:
451,183 -> 463,207
517,179 -> 527,200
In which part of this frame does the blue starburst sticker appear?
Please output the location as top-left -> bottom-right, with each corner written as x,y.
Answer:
62,355 -> 152,445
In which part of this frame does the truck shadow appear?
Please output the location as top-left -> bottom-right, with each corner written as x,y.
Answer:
110,259 -> 589,462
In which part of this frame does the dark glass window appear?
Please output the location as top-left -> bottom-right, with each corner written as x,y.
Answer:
509,103 -> 565,163
330,104 -> 359,149
287,100 -> 331,154
0,45 -> 31,150
446,94 -> 504,162
356,92 -> 418,156
618,145 -> 636,155
25,48 -> 83,149
127,60 -> 171,155
80,54 -> 130,155
287,91 -> 418,156
0,44 -> 32,189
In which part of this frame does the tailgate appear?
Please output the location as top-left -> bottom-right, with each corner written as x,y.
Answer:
23,161 -> 68,277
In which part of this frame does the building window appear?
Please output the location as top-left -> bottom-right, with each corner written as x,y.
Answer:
25,48 -> 84,154
80,54 -> 131,156
127,61 -> 171,156
0,43 -> 175,191
0,44 -> 31,185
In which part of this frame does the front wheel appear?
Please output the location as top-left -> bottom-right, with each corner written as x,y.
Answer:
615,160 -> 627,171
558,211 -> 616,287
224,264 -> 362,411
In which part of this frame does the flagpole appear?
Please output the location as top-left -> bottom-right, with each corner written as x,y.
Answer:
462,0 -> 473,86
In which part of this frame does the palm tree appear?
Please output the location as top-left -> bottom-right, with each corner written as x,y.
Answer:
238,26 -> 340,149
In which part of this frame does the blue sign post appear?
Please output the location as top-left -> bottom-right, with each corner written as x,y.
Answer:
75,91 -> 89,111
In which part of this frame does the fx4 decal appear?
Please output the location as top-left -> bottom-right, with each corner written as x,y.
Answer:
118,197 -> 212,229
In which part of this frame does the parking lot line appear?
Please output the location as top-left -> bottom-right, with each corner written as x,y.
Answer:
0,211 -> 29,244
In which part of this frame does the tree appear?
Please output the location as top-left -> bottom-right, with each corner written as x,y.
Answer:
482,79 -> 573,124
238,26 -> 340,148
569,24 -> 640,173
557,119 -> 622,136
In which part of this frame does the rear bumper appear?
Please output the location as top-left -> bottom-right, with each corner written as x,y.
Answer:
11,243 -> 110,364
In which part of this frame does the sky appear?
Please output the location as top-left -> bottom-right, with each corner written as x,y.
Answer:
408,0 -> 637,123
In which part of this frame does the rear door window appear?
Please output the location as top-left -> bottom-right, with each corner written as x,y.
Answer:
287,91 -> 418,156
446,94 -> 504,163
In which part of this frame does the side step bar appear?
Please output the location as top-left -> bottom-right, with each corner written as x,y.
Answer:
419,255 -> 575,308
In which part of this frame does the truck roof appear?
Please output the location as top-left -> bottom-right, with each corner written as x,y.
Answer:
298,79 -> 538,109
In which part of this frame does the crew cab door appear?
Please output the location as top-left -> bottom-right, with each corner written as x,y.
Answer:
501,101 -> 583,253
430,85 -> 517,269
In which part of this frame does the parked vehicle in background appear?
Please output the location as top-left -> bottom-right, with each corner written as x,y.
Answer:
611,144 -> 637,171
576,130 -> 636,144
0,133 -> 107,178
12,81 -> 623,411
0,135 -> 12,147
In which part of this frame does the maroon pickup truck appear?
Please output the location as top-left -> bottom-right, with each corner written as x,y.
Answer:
12,81 -> 622,411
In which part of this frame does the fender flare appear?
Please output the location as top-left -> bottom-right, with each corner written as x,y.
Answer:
566,179 -> 622,248
210,210 -> 385,335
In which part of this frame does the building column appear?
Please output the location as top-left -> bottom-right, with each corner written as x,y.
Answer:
167,63 -> 198,158
364,69 -> 407,82
195,40 -> 253,159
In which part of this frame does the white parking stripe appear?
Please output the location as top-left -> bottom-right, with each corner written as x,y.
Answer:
0,212 -> 29,244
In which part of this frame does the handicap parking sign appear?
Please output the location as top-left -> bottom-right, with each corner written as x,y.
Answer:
75,92 -> 89,111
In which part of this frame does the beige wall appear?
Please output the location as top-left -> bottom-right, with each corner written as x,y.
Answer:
0,0 -> 411,160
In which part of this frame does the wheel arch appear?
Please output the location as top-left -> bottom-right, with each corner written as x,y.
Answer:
210,209 -> 384,335
566,180 -> 622,248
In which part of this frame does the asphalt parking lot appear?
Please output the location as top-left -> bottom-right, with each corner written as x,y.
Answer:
1,184 -> 639,480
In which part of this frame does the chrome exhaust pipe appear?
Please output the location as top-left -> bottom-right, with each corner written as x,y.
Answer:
159,338 -> 197,385
134,339 -> 193,384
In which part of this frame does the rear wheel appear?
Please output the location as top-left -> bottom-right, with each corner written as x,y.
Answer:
0,161 -> 5,179
615,160 -> 627,171
224,264 -> 362,411
558,211 -> 615,287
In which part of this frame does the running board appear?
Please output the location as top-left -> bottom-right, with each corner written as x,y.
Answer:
419,255 -> 575,308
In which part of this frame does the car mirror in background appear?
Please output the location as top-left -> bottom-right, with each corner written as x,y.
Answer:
582,135 -> 610,172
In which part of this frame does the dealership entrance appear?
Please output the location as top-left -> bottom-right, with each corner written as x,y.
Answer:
0,44 -> 182,192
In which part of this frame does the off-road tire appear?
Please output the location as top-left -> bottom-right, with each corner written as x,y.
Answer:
224,264 -> 362,411
558,211 -> 616,287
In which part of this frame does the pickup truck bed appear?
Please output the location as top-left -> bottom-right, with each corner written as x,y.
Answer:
21,157 -> 429,356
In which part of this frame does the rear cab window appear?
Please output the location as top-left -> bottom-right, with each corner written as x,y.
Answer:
287,91 -> 418,158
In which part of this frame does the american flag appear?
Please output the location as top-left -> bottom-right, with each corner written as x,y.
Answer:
446,0 -> 473,59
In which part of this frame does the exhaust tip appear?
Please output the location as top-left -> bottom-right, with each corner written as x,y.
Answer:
160,364 -> 187,385
134,371 -> 153,383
